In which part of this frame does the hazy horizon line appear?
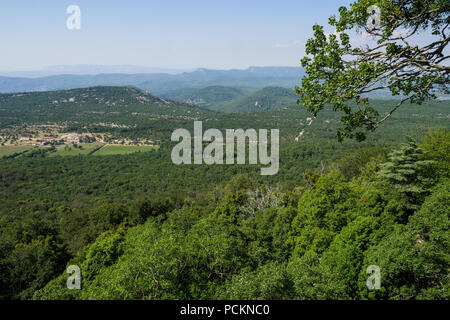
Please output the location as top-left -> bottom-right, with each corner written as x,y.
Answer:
0,64 -> 302,78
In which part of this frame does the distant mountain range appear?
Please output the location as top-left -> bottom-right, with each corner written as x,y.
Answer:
0,66 -> 304,95
1,66 -> 444,102
0,65 -> 191,78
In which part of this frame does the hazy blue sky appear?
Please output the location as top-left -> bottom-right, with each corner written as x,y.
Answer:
1,0 -> 356,71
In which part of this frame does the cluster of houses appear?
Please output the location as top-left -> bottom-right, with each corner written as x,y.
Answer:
39,134 -> 95,146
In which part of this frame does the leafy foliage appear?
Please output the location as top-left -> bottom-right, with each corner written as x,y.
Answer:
297,0 -> 450,141
26,131 -> 449,300
377,138 -> 434,213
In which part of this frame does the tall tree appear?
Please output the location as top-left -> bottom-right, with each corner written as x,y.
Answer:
377,138 -> 433,211
297,0 -> 449,141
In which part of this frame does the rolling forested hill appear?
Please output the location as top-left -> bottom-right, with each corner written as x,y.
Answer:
160,86 -> 249,108
0,86 -> 211,142
212,87 -> 298,112
0,86 -> 199,120
160,86 -> 298,112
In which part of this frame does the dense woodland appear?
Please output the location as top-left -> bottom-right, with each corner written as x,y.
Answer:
0,86 -> 448,300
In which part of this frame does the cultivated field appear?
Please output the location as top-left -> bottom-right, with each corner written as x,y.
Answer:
0,146 -> 33,157
91,145 -> 158,156
49,143 -> 105,157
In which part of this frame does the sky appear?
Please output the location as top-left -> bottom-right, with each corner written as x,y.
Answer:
0,0 -> 372,71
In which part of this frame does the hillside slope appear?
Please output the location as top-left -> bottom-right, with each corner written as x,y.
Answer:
209,87 -> 298,112
0,87 -> 211,144
161,86 -> 249,108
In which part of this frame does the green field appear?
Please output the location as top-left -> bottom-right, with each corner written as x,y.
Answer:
0,146 -> 33,157
92,145 -> 158,156
0,144 -> 159,158
49,143 -> 104,157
